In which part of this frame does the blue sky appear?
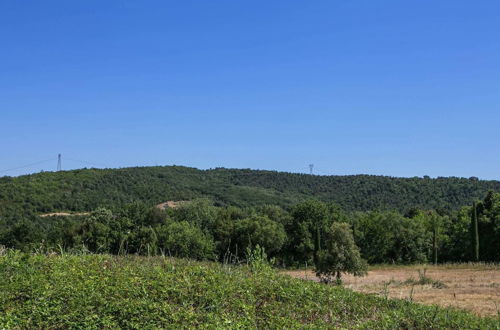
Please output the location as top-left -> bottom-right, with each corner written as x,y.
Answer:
1,1 -> 499,179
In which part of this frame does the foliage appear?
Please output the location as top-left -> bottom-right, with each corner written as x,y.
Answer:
350,211 -> 430,264
479,191 -> 500,261
0,252 -> 497,329
246,245 -> 273,273
1,165 -> 499,264
471,201 -> 480,262
1,166 -> 499,218
289,200 -> 329,263
315,222 -> 367,284
156,221 -> 216,260
233,215 -> 286,257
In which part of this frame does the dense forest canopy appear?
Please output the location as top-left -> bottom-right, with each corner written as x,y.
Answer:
1,166 -> 499,265
1,165 -> 499,217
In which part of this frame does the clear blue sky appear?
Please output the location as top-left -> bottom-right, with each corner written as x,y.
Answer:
1,1 -> 499,179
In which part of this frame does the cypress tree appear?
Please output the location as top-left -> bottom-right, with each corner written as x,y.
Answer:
471,202 -> 479,261
432,225 -> 438,265
314,224 -> 321,264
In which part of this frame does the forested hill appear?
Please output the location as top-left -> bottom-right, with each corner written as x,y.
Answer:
1,166 -> 499,216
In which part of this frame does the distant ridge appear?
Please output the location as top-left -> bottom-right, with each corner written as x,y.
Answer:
1,165 -> 499,217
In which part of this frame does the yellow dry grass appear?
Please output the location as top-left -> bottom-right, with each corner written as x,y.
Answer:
284,264 -> 500,317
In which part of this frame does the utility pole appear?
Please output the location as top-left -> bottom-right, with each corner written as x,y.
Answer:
309,164 -> 314,175
57,154 -> 62,171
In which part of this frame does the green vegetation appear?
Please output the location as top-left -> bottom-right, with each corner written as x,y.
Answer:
1,188 -> 499,266
0,166 -> 499,287
1,251 -> 497,329
1,166 -> 499,217
1,166 -> 499,327
472,201 -> 480,262
315,222 -> 367,284
403,269 -> 447,289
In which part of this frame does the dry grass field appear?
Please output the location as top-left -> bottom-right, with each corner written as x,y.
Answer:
284,264 -> 500,317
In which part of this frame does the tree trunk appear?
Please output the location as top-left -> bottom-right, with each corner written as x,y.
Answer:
336,271 -> 342,285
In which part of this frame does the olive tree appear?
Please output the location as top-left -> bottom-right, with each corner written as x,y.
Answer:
315,222 -> 367,284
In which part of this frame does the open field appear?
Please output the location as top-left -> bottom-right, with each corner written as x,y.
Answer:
284,264 -> 500,317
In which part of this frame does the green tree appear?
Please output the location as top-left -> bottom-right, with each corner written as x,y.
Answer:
352,211 -> 429,264
315,222 -> 367,284
233,215 -> 286,257
79,208 -> 114,253
128,226 -> 158,255
415,210 -> 449,264
1,219 -> 45,251
471,202 -> 479,261
441,207 -> 471,261
286,200 -> 328,265
479,192 -> 500,261
156,221 -> 215,260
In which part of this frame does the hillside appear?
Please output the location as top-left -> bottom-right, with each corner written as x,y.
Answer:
1,166 -> 499,217
1,251 -> 497,329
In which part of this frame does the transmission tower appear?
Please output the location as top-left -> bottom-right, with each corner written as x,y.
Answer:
309,164 -> 314,175
57,154 -> 62,171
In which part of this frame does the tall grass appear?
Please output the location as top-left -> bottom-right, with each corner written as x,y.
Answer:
0,251 -> 498,329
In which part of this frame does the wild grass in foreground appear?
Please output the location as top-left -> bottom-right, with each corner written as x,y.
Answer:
0,252 -> 498,329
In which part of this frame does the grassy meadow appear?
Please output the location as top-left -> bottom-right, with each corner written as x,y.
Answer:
1,251 -> 498,329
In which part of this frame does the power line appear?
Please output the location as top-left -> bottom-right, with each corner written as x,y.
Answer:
0,155 -> 109,176
64,157 -> 108,168
0,158 -> 56,174
2,156 -> 328,177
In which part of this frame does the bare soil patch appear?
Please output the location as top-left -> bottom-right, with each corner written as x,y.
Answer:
156,201 -> 189,210
39,212 -> 89,217
284,264 -> 500,317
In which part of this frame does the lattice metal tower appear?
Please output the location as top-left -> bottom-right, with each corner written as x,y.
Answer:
57,154 -> 62,171
309,164 -> 314,175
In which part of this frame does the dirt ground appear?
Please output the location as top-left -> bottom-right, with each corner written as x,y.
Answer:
156,201 -> 189,210
39,212 -> 89,217
284,264 -> 500,317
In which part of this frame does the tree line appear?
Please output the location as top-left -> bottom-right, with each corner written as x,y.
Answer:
1,192 -> 498,265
